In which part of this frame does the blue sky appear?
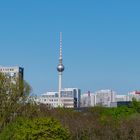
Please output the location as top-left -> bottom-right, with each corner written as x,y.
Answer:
0,0 -> 140,94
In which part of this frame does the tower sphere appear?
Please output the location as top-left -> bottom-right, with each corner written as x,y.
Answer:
57,64 -> 65,72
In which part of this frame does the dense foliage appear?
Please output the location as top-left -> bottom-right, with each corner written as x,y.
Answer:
0,117 -> 70,140
35,103 -> 140,140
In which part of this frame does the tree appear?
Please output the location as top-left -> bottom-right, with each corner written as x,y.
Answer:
131,98 -> 140,113
0,73 -> 31,131
0,117 -> 70,140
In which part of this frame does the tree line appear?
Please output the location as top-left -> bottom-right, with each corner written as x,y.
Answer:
0,73 -> 140,140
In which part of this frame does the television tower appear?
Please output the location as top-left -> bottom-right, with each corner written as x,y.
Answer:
57,32 -> 65,106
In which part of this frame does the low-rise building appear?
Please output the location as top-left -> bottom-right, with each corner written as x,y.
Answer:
116,94 -> 129,102
38,92 -> 59,108
128,90 -> 140,101
37,88 -> 81,108
110,101 -> 132,107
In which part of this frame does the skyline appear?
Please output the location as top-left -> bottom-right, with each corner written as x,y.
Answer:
0,0 -> 140,94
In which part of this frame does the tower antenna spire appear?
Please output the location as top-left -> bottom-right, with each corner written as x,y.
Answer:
60,32 -> 62,60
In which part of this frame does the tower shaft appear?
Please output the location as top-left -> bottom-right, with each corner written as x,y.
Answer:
58,72 -> 62,97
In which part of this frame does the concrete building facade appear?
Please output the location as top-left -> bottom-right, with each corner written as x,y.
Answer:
81,91 -> 96,107
37,88 -> 81,108
0,66 -> 24,81
95,89 -> 116,107
115,95 -> 129,102
128,90 -> 140,101
81,89 -> 116,107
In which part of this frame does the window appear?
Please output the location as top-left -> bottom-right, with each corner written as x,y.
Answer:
61,91 -> 73,97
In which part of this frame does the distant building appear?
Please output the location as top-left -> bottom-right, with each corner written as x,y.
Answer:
81,92 -> 90,107
37,92 -> 59,108
37,88 -> 81,108
81,91 -> 96,107
81,90 -> 116,107
81,90 -> 140,108
0,66 -> 24,81
91,94 -> 96,106
110,101 -> 131,107
60,88 -> 81,108
95,89 -> 116,107
128,90 -> 140,101
116,94 -> 129,102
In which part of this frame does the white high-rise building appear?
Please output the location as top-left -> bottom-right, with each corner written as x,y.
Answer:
95,89 -> 116,107
91,94 -> 96,107
81,90 -> 116,107
81,93 -> 91,107
81,91 -> 96,107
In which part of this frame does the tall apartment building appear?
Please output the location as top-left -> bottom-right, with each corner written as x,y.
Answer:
81,90 -> 116,107
37,88 -> 81,108
81,93 -> 90,107
0,66 -> 24,80
95,89 -> 116,107
81,91 -> 96,107
81,90 -> 140,108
